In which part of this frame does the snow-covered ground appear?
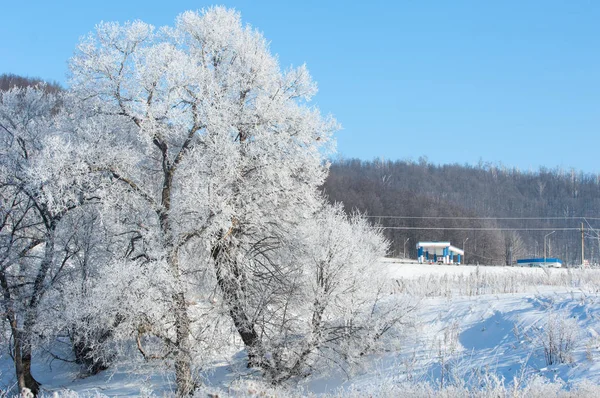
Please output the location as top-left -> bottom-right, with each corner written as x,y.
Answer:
381,257 -> 579,279
312,291 -> 600,392
303,261 -> 600,395
4,262 -> 600,397
386,261 -> 552,278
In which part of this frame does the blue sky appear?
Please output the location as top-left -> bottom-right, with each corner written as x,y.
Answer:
2,0 -> 599,173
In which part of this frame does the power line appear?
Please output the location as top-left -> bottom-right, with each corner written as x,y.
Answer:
366,216 -> 600,220
380,227 -> 580,231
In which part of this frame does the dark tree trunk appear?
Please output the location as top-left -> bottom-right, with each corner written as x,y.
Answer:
211,238 -> 264,368
1,273 -> 40,396
19,311 -> 41,396
10,321 -> 40,396
19,345 -> 40,396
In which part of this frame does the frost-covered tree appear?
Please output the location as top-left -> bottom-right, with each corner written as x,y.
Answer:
67,7 -> 336,395
36,209 -> 118,375
22,6 -> 411,395
0,86 -> 89,395
245,203 -> 414,382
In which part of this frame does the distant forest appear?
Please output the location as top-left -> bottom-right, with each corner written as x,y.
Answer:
0,73 -> 62,92
4,74 -> 599,266
323,158 -> 600,266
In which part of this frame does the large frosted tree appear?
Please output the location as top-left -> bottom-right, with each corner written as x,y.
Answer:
0,8 -> 409,396
67,7 -> 337,395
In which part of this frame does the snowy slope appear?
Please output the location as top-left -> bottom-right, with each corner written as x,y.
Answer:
4,263 -> 600,397
304,290 -> 600,395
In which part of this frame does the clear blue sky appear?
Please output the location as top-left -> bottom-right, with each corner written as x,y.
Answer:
2,0 -> 599,173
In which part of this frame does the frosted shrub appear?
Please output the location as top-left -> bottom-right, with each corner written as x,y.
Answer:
534,312 -> 579,366
323,375 -> 600,398
393,268 -> 600,298
233,204 -> 418,383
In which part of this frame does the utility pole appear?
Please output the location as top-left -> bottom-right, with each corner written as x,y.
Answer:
582,222 -> 585,266
544,231 -> 555,266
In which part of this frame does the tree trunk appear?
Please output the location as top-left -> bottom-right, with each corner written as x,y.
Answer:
173,292 -> 194,396
211,239 -> 264,368
19,312 -> 41,396
10,322 -> 40,396
157,155 -> 195,396
163,250 -> 195,397
13,327 -> 26,393
1,273 -> 40,396
20,344 -> 40,396
13,232 -> 56,396
167,248 -> 195,396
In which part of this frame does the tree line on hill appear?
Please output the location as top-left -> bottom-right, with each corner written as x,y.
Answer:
0,73 -> 62,93
322,158 -> 600,266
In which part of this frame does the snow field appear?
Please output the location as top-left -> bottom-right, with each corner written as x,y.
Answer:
4,264 -> 600,396
302,290 -> 600,397
385,261 -> 600,297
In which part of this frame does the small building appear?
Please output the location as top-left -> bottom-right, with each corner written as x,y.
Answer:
516,258 -> 562,268
417,241 -> 465,265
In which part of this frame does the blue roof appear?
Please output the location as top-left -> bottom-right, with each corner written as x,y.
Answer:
517,258 -> 562,264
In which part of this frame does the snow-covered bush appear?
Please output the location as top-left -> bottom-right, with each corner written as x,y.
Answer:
533,312 -> 579,366
238,204 -> 417,382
